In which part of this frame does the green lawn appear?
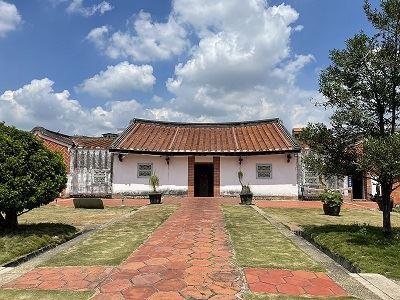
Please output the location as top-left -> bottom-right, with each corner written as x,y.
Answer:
0,223 -> 77,265
0,289 -> 93,300
263,207 -> 400,279
244,292 -> 357,300
43,205 -> 177,266
263,207 -> 400,229
0,205 -> 137,266
303,224 -> 400,279
222,206 -> 322,271
19,206 -> 136,229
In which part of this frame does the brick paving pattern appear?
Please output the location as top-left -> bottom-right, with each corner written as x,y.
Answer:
93,198 -> 243,299
3,267 -> 113,291
245,268 -> 348,297
2,197 -> 354,299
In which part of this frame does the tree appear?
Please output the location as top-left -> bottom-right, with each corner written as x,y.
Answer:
300,0 -> 400,236
0,123 -> 67,227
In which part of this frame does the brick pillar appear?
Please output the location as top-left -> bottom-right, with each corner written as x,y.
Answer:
365,174 -> 372,200
213,156 -> 220,197
188,156 -> 195,197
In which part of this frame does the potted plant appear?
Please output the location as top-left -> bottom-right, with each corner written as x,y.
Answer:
238,170 -> 253,205
148,172 -> 162,204
320,189 -> 343,216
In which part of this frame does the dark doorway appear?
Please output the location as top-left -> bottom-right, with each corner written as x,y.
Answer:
194,163 -> 214,197
352,172 -> 364,199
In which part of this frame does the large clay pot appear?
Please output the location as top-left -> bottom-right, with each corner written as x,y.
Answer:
240,193 -> 253,205
323,203 -> 341,216
149,192 -> 162,204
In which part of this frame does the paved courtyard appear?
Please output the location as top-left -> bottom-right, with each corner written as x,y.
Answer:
2,198 -> 364,299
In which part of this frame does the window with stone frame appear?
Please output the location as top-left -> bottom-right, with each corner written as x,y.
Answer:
137,163 -> 153,178
256,164 -> 272,179
92,170 -> 107,184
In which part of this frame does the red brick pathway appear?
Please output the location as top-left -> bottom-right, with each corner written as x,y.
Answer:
3,198 -> 354,299
245,268 -> 348,297
92,198 -> 243,299
3,267 -> 113,291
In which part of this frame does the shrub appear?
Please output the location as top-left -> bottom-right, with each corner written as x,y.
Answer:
0,124 -> 67,227
149,173 -> 159,193
320,190 -> 343,207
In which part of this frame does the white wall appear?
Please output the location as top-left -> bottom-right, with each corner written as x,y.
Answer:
220,155 -> 298,197
113,153 -> 298,197
112,154 -> 188,195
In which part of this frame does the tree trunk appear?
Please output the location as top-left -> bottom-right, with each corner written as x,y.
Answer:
381,181 -> 393,237
4,210 -> 18,228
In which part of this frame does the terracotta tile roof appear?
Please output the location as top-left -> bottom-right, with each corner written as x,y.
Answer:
72,137 -> 115,149
110,118 -> 300,155
31,127 -> 116,149
32,127 -> 74,146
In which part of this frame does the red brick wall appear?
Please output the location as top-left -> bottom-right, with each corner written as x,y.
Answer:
213,156 -> 220,197
188,156 -> 195,197
38,136 -> 70,174
393,184 -> 400,204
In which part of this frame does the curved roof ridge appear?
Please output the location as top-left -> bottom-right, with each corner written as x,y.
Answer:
130,118 -> 281,127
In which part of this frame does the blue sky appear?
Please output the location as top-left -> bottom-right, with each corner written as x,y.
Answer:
0,0 -> 379,135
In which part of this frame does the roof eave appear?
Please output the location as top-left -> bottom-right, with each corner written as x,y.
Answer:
108,148 -> 301,156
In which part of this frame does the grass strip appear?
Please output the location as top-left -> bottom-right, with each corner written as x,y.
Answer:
303,224 -> 400,279
0,289 -> 93,300
222,206 -> 321,271
43,204 -> 177,266
20,206 -> 136,229
0,223 -> 77,265
263,208 -> 400,228
244,292 -> 357,300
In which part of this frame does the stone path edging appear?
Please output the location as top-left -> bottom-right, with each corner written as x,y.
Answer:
351,273 -> 400,300
251,205 -> 382,300
0,205 -> 149,287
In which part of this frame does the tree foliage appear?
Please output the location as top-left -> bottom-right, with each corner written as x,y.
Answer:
0,123 -> 67,227
300,0 -> 400,236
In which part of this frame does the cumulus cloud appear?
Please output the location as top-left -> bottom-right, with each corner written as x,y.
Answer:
0,0 -> 21,37
0,78 -> 156,135
86,11 -> 188,62
78,61 -> 156,98
66,0 -> 113,17
1,0 -> 331,135
162,0 -> 329,127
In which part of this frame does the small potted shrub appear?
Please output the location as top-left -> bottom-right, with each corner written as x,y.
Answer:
148,173 -> 162,204
238,170 -> 253,205
320,189 -> 343,216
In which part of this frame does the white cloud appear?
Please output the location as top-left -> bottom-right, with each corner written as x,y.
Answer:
162,0 -> 329,127
1,0 -> 331,135
0,0 -> 21,37
86,11 -> 188,62
66,0 -> 113,17
78,61 -> 156,98
0,78 -> 156,135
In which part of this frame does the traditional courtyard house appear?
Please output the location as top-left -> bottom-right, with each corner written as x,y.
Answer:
109,118 -> 301,198
32,127 -> 116,198
292,128 -> 381,201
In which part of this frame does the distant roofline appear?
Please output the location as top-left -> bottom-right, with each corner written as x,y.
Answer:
31,126 -> 118,149
129,118 -> 282,127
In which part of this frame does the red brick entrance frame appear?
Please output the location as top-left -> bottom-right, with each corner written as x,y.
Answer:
188,156 -> 220,197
